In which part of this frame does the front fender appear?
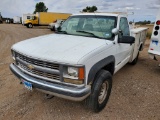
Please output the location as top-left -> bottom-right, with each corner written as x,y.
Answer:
87,55 -> 115,84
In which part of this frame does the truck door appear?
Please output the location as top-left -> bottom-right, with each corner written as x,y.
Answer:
115,17 -> 132,66
32,16 -> 38,25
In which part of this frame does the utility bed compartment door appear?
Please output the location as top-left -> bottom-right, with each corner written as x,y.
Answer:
129,28 -> 148,62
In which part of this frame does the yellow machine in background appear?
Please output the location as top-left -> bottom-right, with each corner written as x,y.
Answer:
24,12 -> 71,28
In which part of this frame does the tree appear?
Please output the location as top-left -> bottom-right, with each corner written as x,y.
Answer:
135,20 -> 151,25
82,6 -> 98,12
33,2 -> 48,14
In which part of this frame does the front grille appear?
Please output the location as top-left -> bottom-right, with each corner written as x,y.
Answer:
15,52 -> 61,81
15,52 -> 59,70
18,62 -> 60,80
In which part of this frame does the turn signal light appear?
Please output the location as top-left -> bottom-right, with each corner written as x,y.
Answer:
78,68 -> 85,80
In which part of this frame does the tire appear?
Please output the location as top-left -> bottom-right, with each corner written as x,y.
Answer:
51,26 -> 55,31
85,70 -> 112,112
130,51 -> 139,65
28,23 -> 33,28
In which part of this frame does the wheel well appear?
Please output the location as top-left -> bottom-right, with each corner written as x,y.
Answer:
87,56 -> 115,84
102,62 -> 114,75
139,44 -> 143,51
90,63 -> 114,86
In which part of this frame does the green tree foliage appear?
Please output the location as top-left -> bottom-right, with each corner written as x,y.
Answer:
33,2 -> 48,14
136,20 -> 151,25
82,6 -> 98,12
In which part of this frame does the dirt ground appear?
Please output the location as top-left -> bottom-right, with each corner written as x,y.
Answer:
0,24 -> 160,120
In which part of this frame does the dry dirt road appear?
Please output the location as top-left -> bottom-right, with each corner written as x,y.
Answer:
0,24 -> 160,120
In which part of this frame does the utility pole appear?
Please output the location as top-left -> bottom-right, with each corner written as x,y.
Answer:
0,12 -> 2,23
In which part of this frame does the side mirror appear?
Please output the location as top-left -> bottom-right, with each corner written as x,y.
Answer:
118,36 -> 135,44
112,28 -> 119,35
55,23 -> 61,31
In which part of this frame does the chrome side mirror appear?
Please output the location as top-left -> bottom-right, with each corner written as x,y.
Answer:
55,23 -> 60,29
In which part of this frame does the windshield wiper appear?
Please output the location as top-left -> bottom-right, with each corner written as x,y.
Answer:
76,30 -> 105,39
56,30 -> 68,34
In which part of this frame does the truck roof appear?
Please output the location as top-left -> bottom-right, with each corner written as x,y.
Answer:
72,12 -> 127,17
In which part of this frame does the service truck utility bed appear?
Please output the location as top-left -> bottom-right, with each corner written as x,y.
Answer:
148,9 -> 160,61
130,27 -> 148,62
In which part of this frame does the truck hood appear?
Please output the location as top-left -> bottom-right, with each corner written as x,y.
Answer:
12,34 -> 110,65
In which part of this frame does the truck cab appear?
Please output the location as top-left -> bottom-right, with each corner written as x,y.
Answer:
24,16 -> 38,28
10,13 -> 148,112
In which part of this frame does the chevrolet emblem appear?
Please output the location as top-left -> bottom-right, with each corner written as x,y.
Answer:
27,64 -> 34,70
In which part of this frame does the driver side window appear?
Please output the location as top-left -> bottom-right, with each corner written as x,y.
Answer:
119,17 -> 130,36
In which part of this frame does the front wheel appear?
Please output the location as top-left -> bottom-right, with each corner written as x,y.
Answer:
50,26 -> 55,31
28,23 -> 33,28
85,70 -> 112,112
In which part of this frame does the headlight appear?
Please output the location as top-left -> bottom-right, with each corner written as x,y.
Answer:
68,67 -> 78,77
63,66 -> 85,85
11,50 -> 15,60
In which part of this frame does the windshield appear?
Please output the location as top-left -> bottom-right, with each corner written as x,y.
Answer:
59,15 -> 117,40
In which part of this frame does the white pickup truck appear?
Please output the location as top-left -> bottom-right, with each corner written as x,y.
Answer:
10,13 -> 148,112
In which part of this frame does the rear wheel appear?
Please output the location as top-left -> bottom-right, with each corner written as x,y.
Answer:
130,51 -> 139,65
85,70 -> 112,112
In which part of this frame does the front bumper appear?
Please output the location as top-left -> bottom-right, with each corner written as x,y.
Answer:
48,25 -> 52,29
10,63 -> 91,101
24,24 -> 28,26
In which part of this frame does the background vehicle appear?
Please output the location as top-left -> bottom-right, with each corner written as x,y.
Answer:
13,16 -> 21,24
5,19 -> 11,24
148,9 -> 160,63
24,12 -> 71,28
22,14 -> 35,25
48,19 -> 65,31
10,13 -> 148,112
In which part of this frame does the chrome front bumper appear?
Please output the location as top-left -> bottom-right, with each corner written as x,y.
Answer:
10,63 -> 91,101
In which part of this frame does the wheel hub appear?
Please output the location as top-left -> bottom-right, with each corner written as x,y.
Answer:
98,81 -> 108,104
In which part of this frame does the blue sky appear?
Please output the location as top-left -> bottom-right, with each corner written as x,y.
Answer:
0,0 -> 160,22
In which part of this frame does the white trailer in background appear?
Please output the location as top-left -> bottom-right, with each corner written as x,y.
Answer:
148,9 -> 160,63
22,14 -> 35,25
13,16 -> 21,24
